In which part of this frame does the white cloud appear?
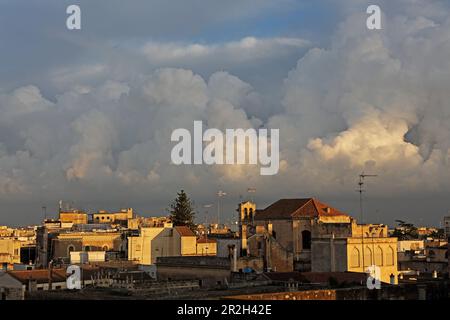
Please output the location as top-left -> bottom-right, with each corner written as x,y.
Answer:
1,0 -> 450,224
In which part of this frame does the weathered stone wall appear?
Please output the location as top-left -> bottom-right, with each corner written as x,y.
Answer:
156,265 -> 231,287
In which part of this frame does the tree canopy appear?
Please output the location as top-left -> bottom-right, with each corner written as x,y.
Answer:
169,189 -> 196,230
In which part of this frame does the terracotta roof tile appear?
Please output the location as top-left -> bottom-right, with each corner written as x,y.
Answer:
175,226 -> 195,237
197,237 -> 217,244
255,198 -> 348,220
8,269 -> 67,284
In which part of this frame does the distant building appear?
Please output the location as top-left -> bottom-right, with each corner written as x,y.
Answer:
92,208 -> 134,227
70,251 -> 106,264
53,230 -> 125,264
444,216 -> 450,239
0,227 -> 36,268
0,238 -> 22,265
156,256 -> 231,287
59,210 -> 88,226
249,198 -> 352,272
196,237 -> 217,256
398,240 -> 424,253
0,271 -> 24,300
243,198 -> 398,284
36,223 -> 126,267
416,227 -> 439,237
398,239 -> 447,275
128,224 -> 199,265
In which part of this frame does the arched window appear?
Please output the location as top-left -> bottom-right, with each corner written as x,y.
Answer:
102,245 -> 109,251
350,247 -> 360,268
249,208 -> 254,220
84,246 -> 91,252
244,208 -> 248,220
67,245 -> 75,257
386,246 -> 395,266
375,246 -> 383,266
364,246 -> 372,267
379,230 -> 384,237
301,230 -> 311,250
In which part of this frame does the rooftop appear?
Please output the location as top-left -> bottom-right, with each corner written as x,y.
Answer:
175,226 -> 195,237
262,272 -> 366,285
255,198 -> 349,220
7,269 -> 67,284
156,256 -> 230,268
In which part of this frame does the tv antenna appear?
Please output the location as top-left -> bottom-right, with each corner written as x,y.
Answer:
357,172 -> 377,271
358,173 -> 378,224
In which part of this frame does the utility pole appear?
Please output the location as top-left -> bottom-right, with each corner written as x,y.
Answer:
203,204 -> 213,250
358,173 -> 378,225
357,172 -> 377,271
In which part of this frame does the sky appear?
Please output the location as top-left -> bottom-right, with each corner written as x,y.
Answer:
1,0 -> 450,227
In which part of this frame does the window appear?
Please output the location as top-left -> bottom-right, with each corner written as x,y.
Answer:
301,230 -> 311,250
364,247 -> 373,267
375,246 -> 383,266
244,208 -> 248,220
102,245 -> 109,251
67,245 -> 75,257
386,246 -> 395,266
249,208 -> 254,220
350,247 -> 360,268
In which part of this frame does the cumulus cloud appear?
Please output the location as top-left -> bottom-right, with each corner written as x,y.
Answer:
141,37 -> 310,64
1,0 -> 450,224
268,6 -> 450,198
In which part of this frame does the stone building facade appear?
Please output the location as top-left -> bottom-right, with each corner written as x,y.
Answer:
243,198 -> 398,283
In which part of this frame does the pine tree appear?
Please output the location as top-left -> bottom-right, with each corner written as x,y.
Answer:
169,190 -> 196,230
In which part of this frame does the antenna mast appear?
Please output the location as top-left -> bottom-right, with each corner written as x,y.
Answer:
357,172 -> 377,272
358,173 -> 378,224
